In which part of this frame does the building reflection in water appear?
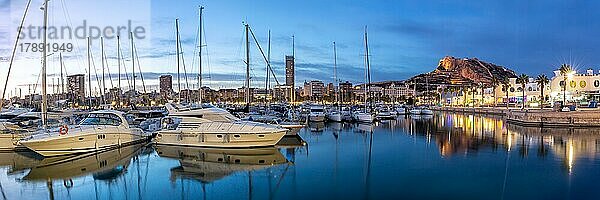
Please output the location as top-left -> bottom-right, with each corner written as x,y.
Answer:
398,112 -> 600,175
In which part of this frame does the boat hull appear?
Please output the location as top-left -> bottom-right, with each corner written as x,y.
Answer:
20,132 -> 148,157
154,130 -> 287,148
326,113 -> 342,122
309,115 -> 325,122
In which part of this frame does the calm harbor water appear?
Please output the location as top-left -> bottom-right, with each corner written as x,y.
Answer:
2,112 -> 600,199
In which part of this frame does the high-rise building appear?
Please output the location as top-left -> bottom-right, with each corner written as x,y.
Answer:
285,56 -> 295,101
159,75 -> 173,97
303,80 -> 325,100
67,74 -> 85,103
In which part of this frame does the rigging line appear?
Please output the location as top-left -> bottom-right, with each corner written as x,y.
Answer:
59,0 -> 85,73
180,50 -> 191,102
201,15 -> 211,80
118,46 -> 132,91
103,49 -> 114,88
179,44 -> 190,90
90,49 -> 105,102
248,27 -> 280,86
133,42 -> 147,93
0,0 -> 32,108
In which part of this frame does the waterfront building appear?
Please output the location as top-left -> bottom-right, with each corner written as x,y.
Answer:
339,81 -> 353,103
549,69 -> 600,103
302,80 -> 324,100
159,75 -> 173,98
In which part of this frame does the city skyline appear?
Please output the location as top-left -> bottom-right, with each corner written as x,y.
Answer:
2,0 -> 600,94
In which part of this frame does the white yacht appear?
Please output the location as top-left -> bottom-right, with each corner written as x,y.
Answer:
308,105 -> 326,122
340,107 -> 354,121
326,108 -> 342,122
154,104 -> 287,148
396,107 -> 407,115
375,108 -> 394,120
410,108 -> 422,115
19,110 -> 149,157
353,111 -> 374,123
410,107 -> 433,115
421,108 -> 434,115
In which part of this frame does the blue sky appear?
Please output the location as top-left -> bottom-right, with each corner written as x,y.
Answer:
2,0 -> 600,94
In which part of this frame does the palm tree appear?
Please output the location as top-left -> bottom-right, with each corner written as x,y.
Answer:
535,74 -> 550,109
491,78 -> 499,107
559,64 -> 573,105
516,74 -> 530,109
502,78 -> 510,109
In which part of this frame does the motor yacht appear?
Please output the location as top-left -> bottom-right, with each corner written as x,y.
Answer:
308,105 -> 326,122
154,103 -> 287,148
396,107 -> 407,115
19,110 -> 150,157
353,111 -> 374,123
326,108 -> 342,122
410,108 -> 422,115
421,108 -> 434,115
340,107 -> 353,121
375,108 -> 394,120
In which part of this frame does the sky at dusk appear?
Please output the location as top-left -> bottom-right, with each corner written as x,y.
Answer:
1,0 -> 600,95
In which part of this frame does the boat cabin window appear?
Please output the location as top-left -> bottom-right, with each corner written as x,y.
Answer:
311,108 -> 324,113
80,113 -> 123,126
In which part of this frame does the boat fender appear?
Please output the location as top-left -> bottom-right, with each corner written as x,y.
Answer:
63,179 -> 73,188
59,125 -> 69,135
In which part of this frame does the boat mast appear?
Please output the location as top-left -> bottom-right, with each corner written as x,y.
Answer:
87,37 -> 92,108
117,35 -> 121,104
101,37 -> 106,104
59,52 -> 64,94
245,23 -> 250,107
291,35 -> 295,103
176,19 -> 181,103
364,26 -> 372,112
266,30 -> 271,103
198,6 -> 204,104
130,31 -> 135,98
41,0 -> 49,126
333,41 -> 338,106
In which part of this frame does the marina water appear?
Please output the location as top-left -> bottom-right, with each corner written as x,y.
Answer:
2,112 -> 600,199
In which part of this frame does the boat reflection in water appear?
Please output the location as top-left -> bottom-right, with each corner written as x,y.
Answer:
155,145 -> 289,183
23,143 -> 145,180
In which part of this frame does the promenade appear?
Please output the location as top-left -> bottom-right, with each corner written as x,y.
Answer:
433,106 -> 600,127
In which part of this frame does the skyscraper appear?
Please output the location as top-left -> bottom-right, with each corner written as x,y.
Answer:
285,55 -> 295,101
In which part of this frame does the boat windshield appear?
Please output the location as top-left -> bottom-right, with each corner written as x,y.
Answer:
311,109 -> 324,112
80,113 -> 123,126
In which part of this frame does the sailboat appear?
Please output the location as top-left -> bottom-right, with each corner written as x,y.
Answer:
353,27 -> 374,123
326,42 -> 342,122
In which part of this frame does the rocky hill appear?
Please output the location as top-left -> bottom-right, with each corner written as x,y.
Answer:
408,56 -> 517,90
